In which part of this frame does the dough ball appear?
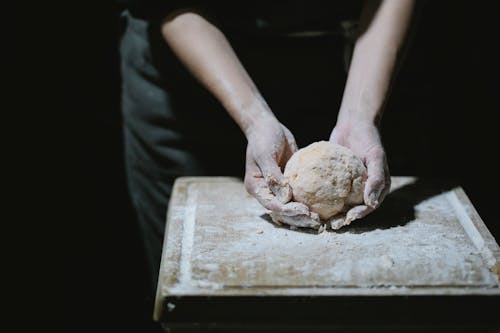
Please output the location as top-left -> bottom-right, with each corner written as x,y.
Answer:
284,141 -> 367,220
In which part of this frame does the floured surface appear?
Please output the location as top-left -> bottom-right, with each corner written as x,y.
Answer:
157,177 -> 500,301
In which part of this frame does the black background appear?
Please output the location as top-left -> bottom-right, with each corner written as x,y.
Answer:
64,1 -> 499,331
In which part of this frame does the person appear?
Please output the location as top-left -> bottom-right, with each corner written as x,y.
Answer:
119,0 -> 416,295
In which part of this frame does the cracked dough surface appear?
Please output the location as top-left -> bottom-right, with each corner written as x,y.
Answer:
284,141 -> 367,220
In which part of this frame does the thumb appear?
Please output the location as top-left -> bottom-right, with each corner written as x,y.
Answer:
364,153 -> 386,208
259,156 -> 292,204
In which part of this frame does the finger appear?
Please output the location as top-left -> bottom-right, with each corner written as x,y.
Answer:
245,166 -> 319,228
329,214 -> 347,230
345,205 -> 374,224
279,201 -> 313,216
246,177 -> 286,212
245,160 -> 283,211
246,161 -> 297,214
367,157 -> 391,207
270,208 -> 321,229
378,162 -> 391,204
364,154 -> 386,208
258,155 -> 292,204
249,178 -> 320,229
328,205 -> 374,230
270,213 -> 321,229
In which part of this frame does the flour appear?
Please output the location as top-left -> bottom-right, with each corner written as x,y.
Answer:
167,178 -> 499,293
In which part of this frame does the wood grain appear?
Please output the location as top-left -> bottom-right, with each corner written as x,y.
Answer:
154,177 -> 500,320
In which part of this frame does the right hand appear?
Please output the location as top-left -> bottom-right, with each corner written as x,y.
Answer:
330,119 -> 391,225
244,117 -> 321,229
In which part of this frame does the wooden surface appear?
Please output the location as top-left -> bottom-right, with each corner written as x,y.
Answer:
154,176 -> 500,321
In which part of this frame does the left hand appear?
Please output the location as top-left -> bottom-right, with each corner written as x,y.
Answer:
244,118 -> 321,229
329,120 -> 391,224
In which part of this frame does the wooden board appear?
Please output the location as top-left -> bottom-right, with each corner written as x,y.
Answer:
154,176 -> 500,321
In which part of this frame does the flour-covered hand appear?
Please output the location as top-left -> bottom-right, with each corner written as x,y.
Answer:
244,118 -> 320,228
329,120 -> 390,222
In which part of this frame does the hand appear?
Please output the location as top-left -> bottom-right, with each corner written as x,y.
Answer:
244,118 -> 321,229
329,120 -> 391,224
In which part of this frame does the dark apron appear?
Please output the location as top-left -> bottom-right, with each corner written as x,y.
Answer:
120,8 -> 356,293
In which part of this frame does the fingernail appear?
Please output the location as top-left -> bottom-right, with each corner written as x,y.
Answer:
330,215 -> 346,230
274,184 -> 292,203
309,211 -> 320,222
368,192 -> 380,207
282,202 -> 309,216
346,211 -> 358,223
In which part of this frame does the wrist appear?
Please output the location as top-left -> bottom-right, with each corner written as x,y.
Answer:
231,95 -> 277,139
336,106 -> 383,129
332,109 -> 381,142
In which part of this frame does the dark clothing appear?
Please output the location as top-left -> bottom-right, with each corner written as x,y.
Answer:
121,0 -> 362,35
120,2 -> 362,293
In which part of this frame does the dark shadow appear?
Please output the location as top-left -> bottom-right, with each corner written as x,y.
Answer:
259,178 -> 458,235
337,178 -> 458,234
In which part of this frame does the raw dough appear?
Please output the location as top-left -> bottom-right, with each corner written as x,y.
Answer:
284,141 -> 367,220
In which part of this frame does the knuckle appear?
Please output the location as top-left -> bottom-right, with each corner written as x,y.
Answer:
367,145 -> 385,160
243,176 -> 255,194
266,201 -> 282,212
265,169 -> 282,184
370,175 -> 384,187
384,176 -> 392,188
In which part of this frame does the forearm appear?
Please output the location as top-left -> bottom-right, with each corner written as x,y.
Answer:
338,0 -> 415,125
161,10 -> 274,137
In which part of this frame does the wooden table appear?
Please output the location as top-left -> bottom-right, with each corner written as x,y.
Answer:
154,177 -> 500,331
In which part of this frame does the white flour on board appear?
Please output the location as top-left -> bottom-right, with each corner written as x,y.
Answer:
169,180 -> 498,292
